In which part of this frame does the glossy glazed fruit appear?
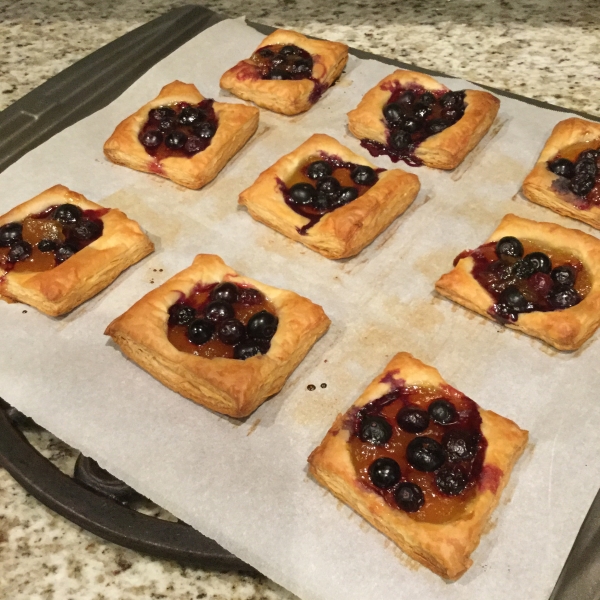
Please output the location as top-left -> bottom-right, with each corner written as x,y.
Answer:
394,481 -> 425,512
210,282 -> 239,304
359,415 -> 393,445
406,436 -> 445,472
428,399 -> 457,425
307,160 -> 332,180
187,318 -> 215,345
350,165 -> 377,186
247,310 -> 278,340
37,238 -> 57,253
497,286 -> 529,313
369,457 -> 401,489
548,158 -> 575,179
289,183 -> 315,206
496,236 -> 524,259
435,465 -> 468,496
7,240 -> 32,262
443,429 -> 478,462
251,43 -> 314,81
524,252 -> 551,274
73,219 -> 102,241
54,204 -> 83,224
168,303 -> 196,326
0,222 -> 23,247
396,406 -> 429,433
205,300 -> 235,323
548,287 -> 581,309
217,318 -> 246,345
551,265 -> 576,287
234,340 -> 267,360
55,243 -> 76,263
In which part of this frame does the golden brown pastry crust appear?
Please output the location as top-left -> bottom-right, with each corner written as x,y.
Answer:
219,29 -> 348,116
103,81 -> 259,189
105,254 -> 330,418
347,70 -> 500,170
522,117 -> 600,229
238,133 -> 421,259
308,352 -> 528,581
0,185 -> 154,316
435,213 -> 600,350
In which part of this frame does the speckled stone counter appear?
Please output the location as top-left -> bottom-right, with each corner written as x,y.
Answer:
0,1 -> 599,599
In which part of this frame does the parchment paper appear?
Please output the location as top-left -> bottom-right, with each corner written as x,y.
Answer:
1,17 -> 599,600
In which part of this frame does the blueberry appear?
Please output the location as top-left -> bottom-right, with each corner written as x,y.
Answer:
497,285 -> 529,312
397,91 -> 415,105
551,265 -> 576,287
289,183 -> 315,206
401,116 -> 423,133
390,129 -> 412,150
72,218 -> 103,241
428,399 -> 457,425
548,158 -> 575,179
383,102 -> 406,126
234,340 -> 269,360
187,318 -> 215,345
178,106 -> 202,126
359,415 -> 392,445
7,240 -> 32,263
496,236 -> 524,259
578,149 -> 598,161
269,69 -> 292,80
205,300 -> 235,323
55,243 -> 77,263
335,187 -> 359,206
396,406 -> 429,433
427,119 -> 450,135
442,107 -> 464,122
314,191 -> 335,211
238,287 -> 264,305
435,465 -> 468,496
149,106 -> 175,121
291,59 -> 312,74
37,239 -> 57,253
280,44 -> 301,56
569,175 -> 595,196
368,457 -> 401,489
247,310 -> 278,340
271,56 -> 286,68
413,102 -> 432,120
165,131 -> 187,150
351,165 -> 377,186
210,282 -> 239,304
158,117 -> 176,133
0,222 -> 23,247
574,158 -> 597,178
406,437 -> 445,472
548,287 -> 581,309
168,303 -> 196,326
524,252 -> 552,274
256,47 -> 275,58
194,122 -> 217,139
184,136 -> 206,154
217,318 -> 246,345
511,259 -> 535,280
306,160 -> 332,180
443,429 -> 478,462
139,130 -> 163,148
54,204 -> 82,224
317,176 -> 341,196
441,91 -> 465,109
395,482 -> 425,512
420,92 -> 436,106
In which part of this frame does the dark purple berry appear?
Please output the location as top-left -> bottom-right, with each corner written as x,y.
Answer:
497,286 -> 529,313
574,158 -> 597,178
271,56 -> 286,67
390,129 -> 412,150
55,243 -> 77,263
368,457 -> 401,489
140,130 -> 163,148
205,300 -> 235,323
428,399 -> 457,425
165,131 -> 187,150
420,92 -> 436,106
158,117 -> 176,133
280,44 -> 301,56
529,272 -> 554,296
149,106 -> 175,121
168,303 -> 196,326
350,165 -> 377,186
427,119 -> 451,135
569,175 -> 595,196
269,69 -> 292,80
289,183 -> 315,206
496,236 -> 524,259
395,482 -> 424,512
37,238 -> 57,253
316,176 -> 341,196
401,116 -> 422,133
413,102 -> 432,120
307,160 -> 332,180
0,222 -> 23,247
511,259 -> 535,280
548,287 -> 581,309
210,282 -> 239,304
359,415 -> 392,445
7,240 -> 32,263
234,340 -> 268,360
551,265 -> 576,287
72,218 -> 103,241
406,437 -> 445,472
441,91 -> 465,109
524,252 -> 552,274
335,187 -> 359,206
187,318 -> 215,345
548,158 -> 575,179
442,107 -> 463,122
397,90 -> 415,105
238,287 -> 264,305
256,47 -> 274,58
184,136 -> 207,154
291,59 -> 312,74
443,429 -> 479,462
435,465 -> 468,496
578,149 -> 598,161
217,318 -> 246,345
383,102 -> 406,125
247,310 -> 278,340
314,191 -> 335,211
194,121 -> 217,139
396,406 -> 429,433
178,106 -> 202,126
54,204 -> 82,224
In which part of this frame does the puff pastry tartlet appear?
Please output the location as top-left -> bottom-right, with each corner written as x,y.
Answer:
522,117 -> 600,229
435,213 -> 600,350
347,70 -> 500,169
105,254 -> 330,418
219,29 -> 348,115
103,81 -> 259,189
308,352 -> 527,580
0,185 -> 154,316
239,133 -> 420,259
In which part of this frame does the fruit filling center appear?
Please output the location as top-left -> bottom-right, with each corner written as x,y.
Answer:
0,204 -> 106,273
348,377 -> 487,524
139,100 -> 218,159
547,142 -> 600,209
277,154 -> 381,235
454,236 -> 590,321
360,82 -> 467,167
167,282 -> 278,360
251,44 -> 313,81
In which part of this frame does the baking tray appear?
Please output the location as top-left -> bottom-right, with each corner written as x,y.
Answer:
0,5 -> 599,598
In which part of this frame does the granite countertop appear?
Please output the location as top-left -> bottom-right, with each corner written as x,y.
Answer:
1,1 -> 599,599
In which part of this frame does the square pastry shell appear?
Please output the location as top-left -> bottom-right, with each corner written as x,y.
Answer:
105,254 -> 331,418
308,352 -> 528,580
238,133 -> 421,259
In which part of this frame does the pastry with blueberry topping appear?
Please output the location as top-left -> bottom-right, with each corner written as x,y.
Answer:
105,254 -> 330,418
522,117 -> 600,229
0,185 -> 153,316
220,29 -> 348,115
239,134 -> 420,259
308,353 -> 527,580
104,81 -> 259,189
347,70 -> 500,169
436,213 -> 600,350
